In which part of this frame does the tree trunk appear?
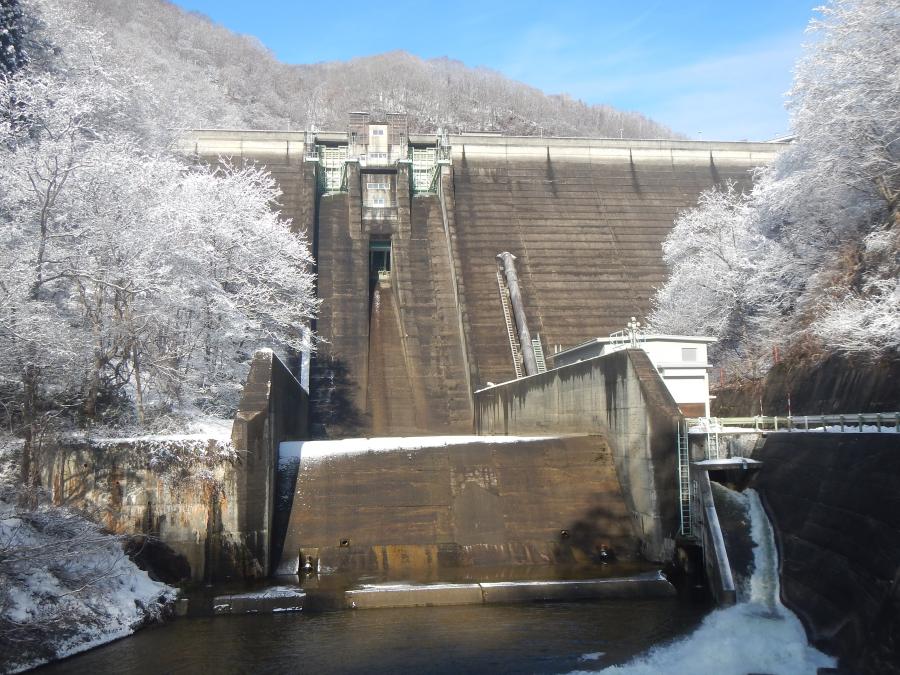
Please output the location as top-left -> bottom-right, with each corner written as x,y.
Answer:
132,341 -> 145,426
19,362 -> 41,507
83,349 -> 102,421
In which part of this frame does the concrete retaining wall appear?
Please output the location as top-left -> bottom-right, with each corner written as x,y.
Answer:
713,353 -> 900,416
231,349 -> 309,575
41,442 -> 253,582
751,433 -> 900,673
474,349 -> 682,562
277,435 -> 640,575
39,350 -> 308,582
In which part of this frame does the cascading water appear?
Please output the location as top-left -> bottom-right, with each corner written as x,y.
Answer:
590,489 -> 836,675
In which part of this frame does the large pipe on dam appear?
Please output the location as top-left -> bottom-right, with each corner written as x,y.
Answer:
497,252 -> 538,376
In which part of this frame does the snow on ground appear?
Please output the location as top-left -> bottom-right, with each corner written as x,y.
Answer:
0,497 -> 175,672
0,436 -> 175,673
281,435 -> 555,461
83,416 -> 238,483
89,414 -> 234,444
688,425 -> 764,434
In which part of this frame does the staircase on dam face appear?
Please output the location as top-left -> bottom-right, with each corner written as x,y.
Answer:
450,154 -> 755,388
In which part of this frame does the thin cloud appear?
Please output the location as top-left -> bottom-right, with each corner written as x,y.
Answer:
503,30 -> 804,140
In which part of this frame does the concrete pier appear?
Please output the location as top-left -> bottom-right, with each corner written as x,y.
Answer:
206,572 -> 675,614
346,573 -> 674,609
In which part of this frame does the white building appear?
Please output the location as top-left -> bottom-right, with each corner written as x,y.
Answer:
551,334 -> 716,417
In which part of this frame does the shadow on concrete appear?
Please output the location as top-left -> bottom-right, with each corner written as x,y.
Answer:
309,356 -> 366,438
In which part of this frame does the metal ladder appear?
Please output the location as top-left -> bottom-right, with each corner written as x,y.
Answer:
677,419 -> 693,537
497,270 -> 524,378
705,417 -> 722,460
532,335 -> 547,374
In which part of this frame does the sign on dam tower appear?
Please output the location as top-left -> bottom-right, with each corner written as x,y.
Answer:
180,119 -> 785,439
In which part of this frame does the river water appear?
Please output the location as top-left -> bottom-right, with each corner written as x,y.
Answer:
37,597 -> 707,674
37,490 -> 835,674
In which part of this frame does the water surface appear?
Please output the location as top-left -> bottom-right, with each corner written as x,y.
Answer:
38,597 -> 708,674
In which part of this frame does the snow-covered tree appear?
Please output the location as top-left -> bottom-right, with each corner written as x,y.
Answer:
650,0 -> 900,372
0,0 -> 317,482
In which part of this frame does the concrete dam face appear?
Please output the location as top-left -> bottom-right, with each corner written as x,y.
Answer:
275,435 -> 639,577
182,121 -> 783,439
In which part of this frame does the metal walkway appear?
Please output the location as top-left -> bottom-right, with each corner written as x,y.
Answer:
686,412 -> 900,434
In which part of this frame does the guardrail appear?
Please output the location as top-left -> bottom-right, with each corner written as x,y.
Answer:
687,412 -> 900,433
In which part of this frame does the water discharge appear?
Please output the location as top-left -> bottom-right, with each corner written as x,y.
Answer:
591,489 -> 836,675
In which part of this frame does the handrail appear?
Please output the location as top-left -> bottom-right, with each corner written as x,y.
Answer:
687,412 -> 900,433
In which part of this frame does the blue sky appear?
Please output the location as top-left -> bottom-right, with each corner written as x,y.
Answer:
171,0 -> 821,140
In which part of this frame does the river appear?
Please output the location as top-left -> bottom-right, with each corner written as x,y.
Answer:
37,596 -> 707,674
36,489 -> 835,674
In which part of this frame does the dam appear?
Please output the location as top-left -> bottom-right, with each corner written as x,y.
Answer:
180,114 -> 783,438
174,115 -> 786,586
174,118 -> 792,575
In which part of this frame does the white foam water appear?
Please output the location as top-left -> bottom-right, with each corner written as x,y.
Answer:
582,489 -> 836,675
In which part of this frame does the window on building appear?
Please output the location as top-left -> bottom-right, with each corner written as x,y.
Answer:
682,347 -> 698,362
372,129 -> 385,136
371,196 -> 386,207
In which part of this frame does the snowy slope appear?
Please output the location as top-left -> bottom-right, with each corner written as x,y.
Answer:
0,438 -> 175,673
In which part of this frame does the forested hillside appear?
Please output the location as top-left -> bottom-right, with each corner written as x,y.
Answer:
650,0 -> 899,379
65,0 -> 677,138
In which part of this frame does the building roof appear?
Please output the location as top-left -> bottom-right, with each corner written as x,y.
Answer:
554,334 -> 717,360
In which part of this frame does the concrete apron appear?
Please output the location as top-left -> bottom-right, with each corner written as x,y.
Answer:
211,571 -> 674,614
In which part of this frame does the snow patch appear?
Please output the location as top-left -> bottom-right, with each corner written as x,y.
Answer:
281,435 -> 555,462
219,586 -> 305,600
90,415 -> 234,444
0,495 -> 174,673
694,457 -> 762,467
580,652 -> 605,661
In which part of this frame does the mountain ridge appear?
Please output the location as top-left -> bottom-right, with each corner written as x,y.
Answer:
67,0 -> 681,139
